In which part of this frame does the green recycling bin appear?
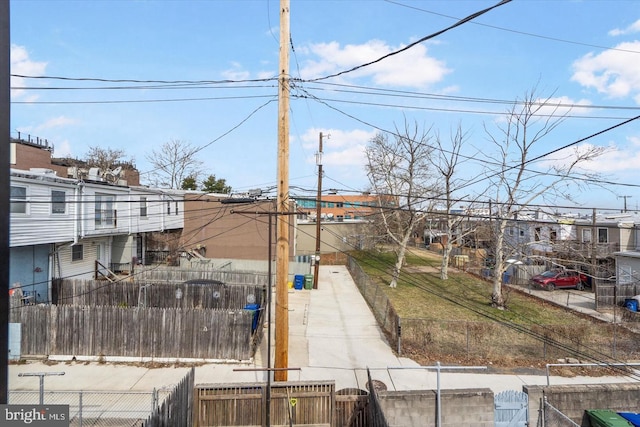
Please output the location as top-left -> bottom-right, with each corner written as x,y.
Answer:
304,274 -> 314,290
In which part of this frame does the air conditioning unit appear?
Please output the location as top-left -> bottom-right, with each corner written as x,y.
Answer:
88,168 -> 102,180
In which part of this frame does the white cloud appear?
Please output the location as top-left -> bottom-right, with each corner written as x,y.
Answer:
35,116 -> 77,131
300,127 -> 376,169
609,19 -> 640,36
539,139 -> 640,175
53,140 -> 72,158
571,41 -> 640,101
221,62 -> 251,81
11,45 -> 47,100
300,40 -> 450,88
535,96 -> 593,117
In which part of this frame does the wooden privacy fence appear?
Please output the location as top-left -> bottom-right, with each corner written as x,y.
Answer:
194,381 -> 376,427
53,279 -> 265,310
133,266 -> 269,286
10,305 -> 256,360
195,381 -> 335,427
144,367 -> 194,427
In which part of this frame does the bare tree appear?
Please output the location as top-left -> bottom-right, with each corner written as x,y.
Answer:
430,124 -> 480,280
85,146 -> 129,172
365,121 -> 440,288
483,87 -> 605,309
145,139 -> 204,189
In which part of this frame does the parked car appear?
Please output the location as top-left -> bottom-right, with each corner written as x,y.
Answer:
530,269 -> 588,291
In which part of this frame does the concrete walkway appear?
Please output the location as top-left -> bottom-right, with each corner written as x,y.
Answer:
8,265 -> 639,395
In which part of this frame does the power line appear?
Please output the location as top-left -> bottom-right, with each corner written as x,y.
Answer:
384,0 -> 640,55
305,0 -> 512,83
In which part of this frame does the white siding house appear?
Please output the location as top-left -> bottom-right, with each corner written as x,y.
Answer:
10,168 -> 185,301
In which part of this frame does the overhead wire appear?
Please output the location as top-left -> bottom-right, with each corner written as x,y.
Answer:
303,0 -> 512,83
310,223 -> 640,381
11,188 -> 640,380
384,0 -> 640,55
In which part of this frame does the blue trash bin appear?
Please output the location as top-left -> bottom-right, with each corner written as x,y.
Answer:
294,275 -> 304,290
625,299 -> 638,312
244,303 -> 261,331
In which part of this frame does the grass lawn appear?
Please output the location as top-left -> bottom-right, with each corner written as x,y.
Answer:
350,248 -> 640,372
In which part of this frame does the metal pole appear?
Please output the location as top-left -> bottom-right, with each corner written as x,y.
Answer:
545,362 -> 640,386
436,361 -> 441,427
387,363 -> 487,427
313,133 -> 323,290
266,212 -> 273,427
0,0 -> 10,405
18,372 -> 65,405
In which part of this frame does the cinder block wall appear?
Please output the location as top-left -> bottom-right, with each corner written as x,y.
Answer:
378,388 -> 494,427
525,383 -> 640,426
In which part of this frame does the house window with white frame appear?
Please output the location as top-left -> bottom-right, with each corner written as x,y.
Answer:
10,185 -> 28,214
52,190 -> 66,214
167,201 -> 171,215
618,264 -> 634,285
95,193 -> 115,227
582,229 -> 592,243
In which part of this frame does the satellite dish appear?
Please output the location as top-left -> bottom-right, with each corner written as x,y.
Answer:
246,294 -> 256,304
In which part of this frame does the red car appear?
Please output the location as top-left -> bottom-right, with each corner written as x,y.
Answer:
530,269 -> 588,291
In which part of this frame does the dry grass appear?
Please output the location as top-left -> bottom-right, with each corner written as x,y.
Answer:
352,248 -> 640,371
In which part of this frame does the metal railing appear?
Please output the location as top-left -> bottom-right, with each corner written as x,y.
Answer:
545,362 -> 640,386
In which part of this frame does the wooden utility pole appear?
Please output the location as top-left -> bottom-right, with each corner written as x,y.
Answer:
274,0 -> 290,382
618,195 -> 632,213
313,132 -> 324,290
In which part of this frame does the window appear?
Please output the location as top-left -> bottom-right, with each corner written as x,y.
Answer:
618,264 -> 634,285
598,228 -> 608,243
508,227 -> 514,236
10,185 -> 27,214
175,201 -> 179,215
140,197 -> 147,217
582,229 -> 592,243
52,190 -> 66,214
72,244 -> 83,261
534,227 -> 541,241
550,230 -> 557,241
95,194 -> 115,227
167,201 -> 171,215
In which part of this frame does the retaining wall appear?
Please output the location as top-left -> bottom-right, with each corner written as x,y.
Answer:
378,388 -> 494,427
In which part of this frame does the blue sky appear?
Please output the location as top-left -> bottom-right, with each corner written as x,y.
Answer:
9,0 -> 640,213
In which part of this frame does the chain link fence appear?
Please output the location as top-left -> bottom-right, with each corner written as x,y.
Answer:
536,397 -> 580,427
9,389 -> 171,427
